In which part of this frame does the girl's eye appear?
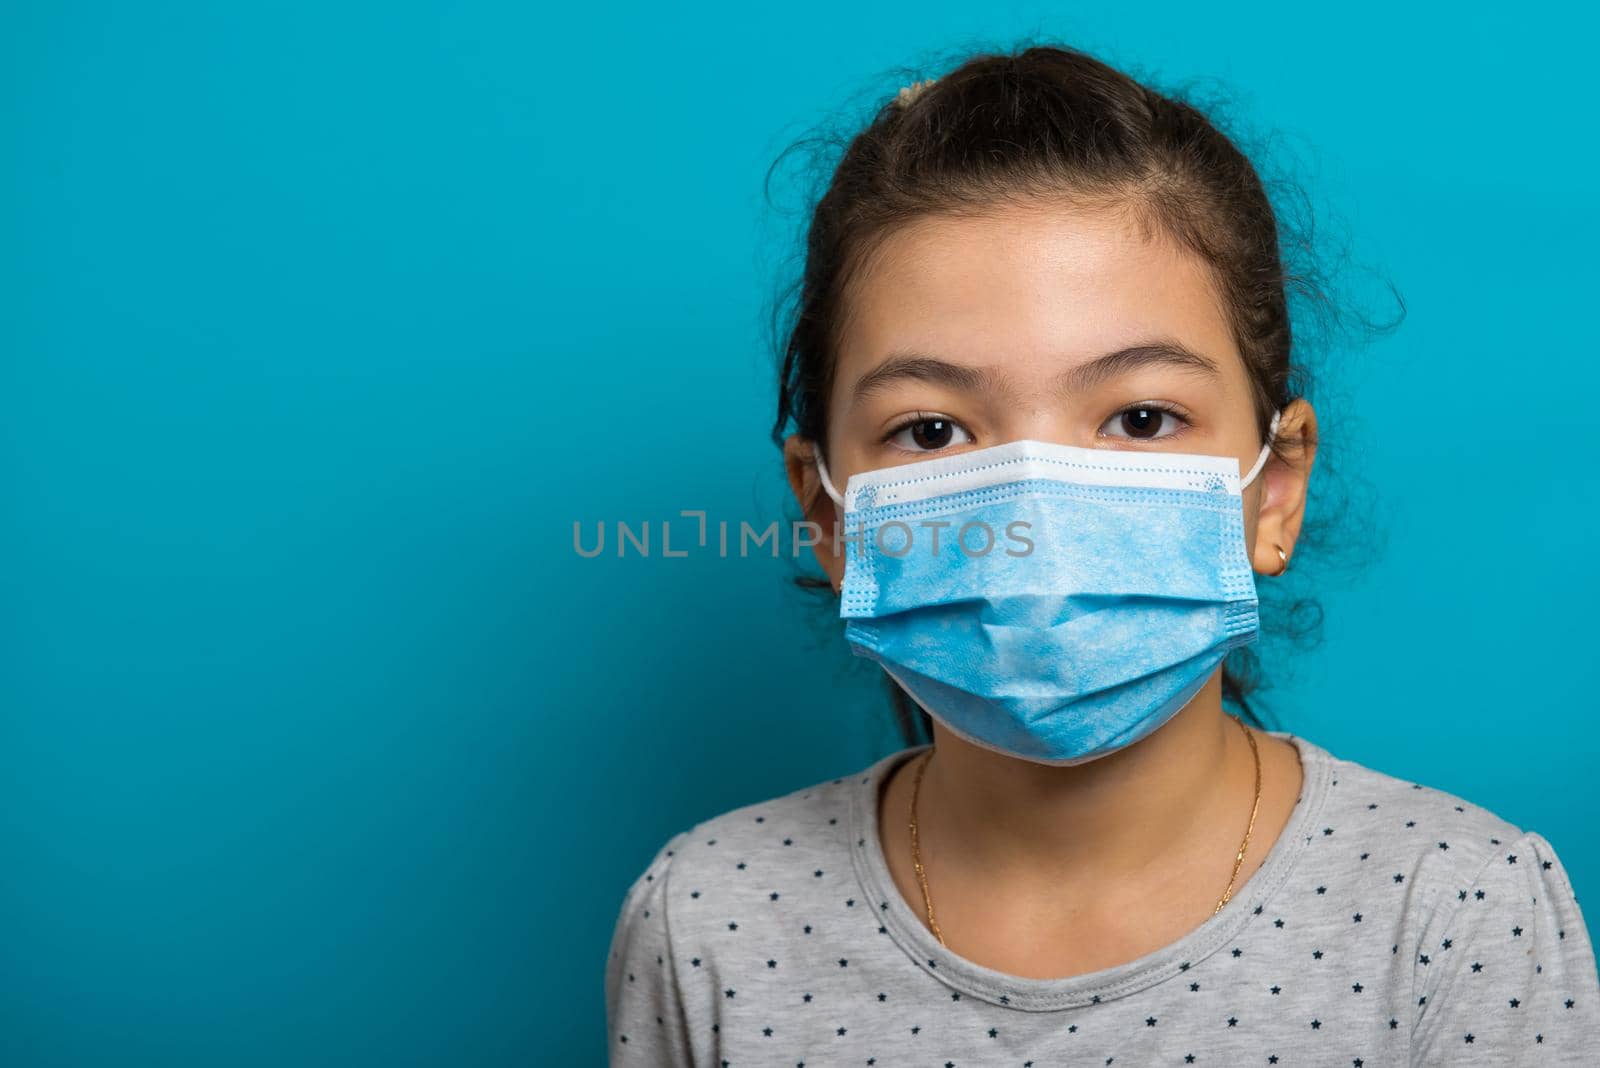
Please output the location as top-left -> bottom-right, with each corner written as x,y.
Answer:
1101,404 -> 1189,441
887,417 -> 974,452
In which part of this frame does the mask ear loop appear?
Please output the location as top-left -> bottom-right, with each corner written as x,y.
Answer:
813,445 -> 845,507
1239,408 -> 1282,491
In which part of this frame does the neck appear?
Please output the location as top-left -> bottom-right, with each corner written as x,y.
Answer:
911,675 -> 1253,886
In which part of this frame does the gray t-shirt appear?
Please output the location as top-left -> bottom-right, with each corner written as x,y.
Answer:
605,730 -> 1600,1065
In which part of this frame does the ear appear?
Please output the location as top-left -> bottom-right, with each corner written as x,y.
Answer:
1249,398 -> 1318,577
782,433 -> 847,591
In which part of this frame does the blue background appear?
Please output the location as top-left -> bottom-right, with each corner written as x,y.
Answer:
4,3 -> 1596,1064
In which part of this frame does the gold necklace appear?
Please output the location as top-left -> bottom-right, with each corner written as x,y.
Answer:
907,714 -> 1263,948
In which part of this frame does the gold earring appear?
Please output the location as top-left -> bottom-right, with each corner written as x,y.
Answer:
1271,544 -> 1289,577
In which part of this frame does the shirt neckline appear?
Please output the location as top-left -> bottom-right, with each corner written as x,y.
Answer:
846,729 -> 1334,1011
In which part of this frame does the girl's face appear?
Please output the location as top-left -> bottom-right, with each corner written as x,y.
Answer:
785,199 -> 1315,587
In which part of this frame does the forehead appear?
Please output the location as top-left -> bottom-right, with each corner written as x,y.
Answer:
835,200 -> 1241,386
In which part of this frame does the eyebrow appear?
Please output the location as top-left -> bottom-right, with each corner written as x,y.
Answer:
849,353 -> 1008,404
848,339 -> 1220,405
1055,339 -> 1221,395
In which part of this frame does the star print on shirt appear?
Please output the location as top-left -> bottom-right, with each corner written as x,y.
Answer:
605,732 -> 1600,1067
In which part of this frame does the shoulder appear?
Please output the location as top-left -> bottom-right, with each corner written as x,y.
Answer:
609,752 -> 892,936
1288,739 -> 1597,974
1296,738 -> 1600,1057
1295,736 -> 1595,950
606,753 -> 895,1024
658,759 -> 870,899
1294,734 -> 1530,895
604,753 -> 911,1059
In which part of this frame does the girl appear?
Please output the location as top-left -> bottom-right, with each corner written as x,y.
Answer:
605,43 -> 1599,1065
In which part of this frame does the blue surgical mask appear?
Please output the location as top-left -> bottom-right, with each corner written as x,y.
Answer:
814,411 -> 1280,766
